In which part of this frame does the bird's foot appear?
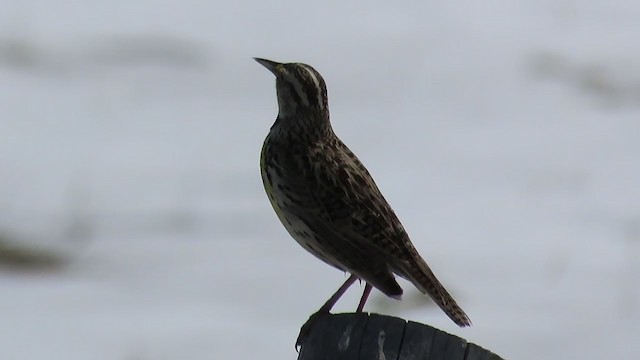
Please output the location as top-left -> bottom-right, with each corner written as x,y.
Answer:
295,309 -> 330,351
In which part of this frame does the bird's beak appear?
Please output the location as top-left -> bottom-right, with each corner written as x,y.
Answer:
254,57 -> 282,75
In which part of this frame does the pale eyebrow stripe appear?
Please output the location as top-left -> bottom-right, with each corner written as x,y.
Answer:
299,64 -> 324,108
285,70 -> 310,106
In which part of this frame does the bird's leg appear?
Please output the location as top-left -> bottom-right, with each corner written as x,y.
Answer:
296,274 -> 358,350
356,283 -> 373,313
317,274 -> 358,313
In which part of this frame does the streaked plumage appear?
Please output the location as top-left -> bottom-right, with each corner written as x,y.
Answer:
255,58 -> 471,333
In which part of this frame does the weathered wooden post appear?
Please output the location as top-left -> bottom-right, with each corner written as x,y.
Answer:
298,313 -> 504,360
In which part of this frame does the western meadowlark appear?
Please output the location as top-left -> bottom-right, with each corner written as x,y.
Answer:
255,58 -> 471,345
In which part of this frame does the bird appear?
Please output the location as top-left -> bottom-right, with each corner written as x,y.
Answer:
255,58 -> 471,346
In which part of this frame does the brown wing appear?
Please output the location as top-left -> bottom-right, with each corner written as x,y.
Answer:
305,139 -> 472,326
271,139 -> 403,297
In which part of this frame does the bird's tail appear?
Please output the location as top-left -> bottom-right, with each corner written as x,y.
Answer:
399,256 -> 471,327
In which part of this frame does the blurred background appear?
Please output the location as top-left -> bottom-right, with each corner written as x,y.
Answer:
1,1 -> 639,359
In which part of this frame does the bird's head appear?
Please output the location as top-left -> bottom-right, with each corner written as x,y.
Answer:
255,58 -> 329,119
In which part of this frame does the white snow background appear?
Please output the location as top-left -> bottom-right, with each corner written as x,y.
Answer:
1,1 -> 639,359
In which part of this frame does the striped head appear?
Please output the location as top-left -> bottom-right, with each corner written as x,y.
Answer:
255,58 -> 329,120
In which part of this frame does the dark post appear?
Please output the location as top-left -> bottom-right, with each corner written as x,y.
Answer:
298,313 -> 504,360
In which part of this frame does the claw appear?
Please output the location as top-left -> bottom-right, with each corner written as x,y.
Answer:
295,310 -> 329,350
295,275 -> 359,350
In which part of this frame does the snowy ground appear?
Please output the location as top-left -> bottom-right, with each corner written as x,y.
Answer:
1,1 -> 639,359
